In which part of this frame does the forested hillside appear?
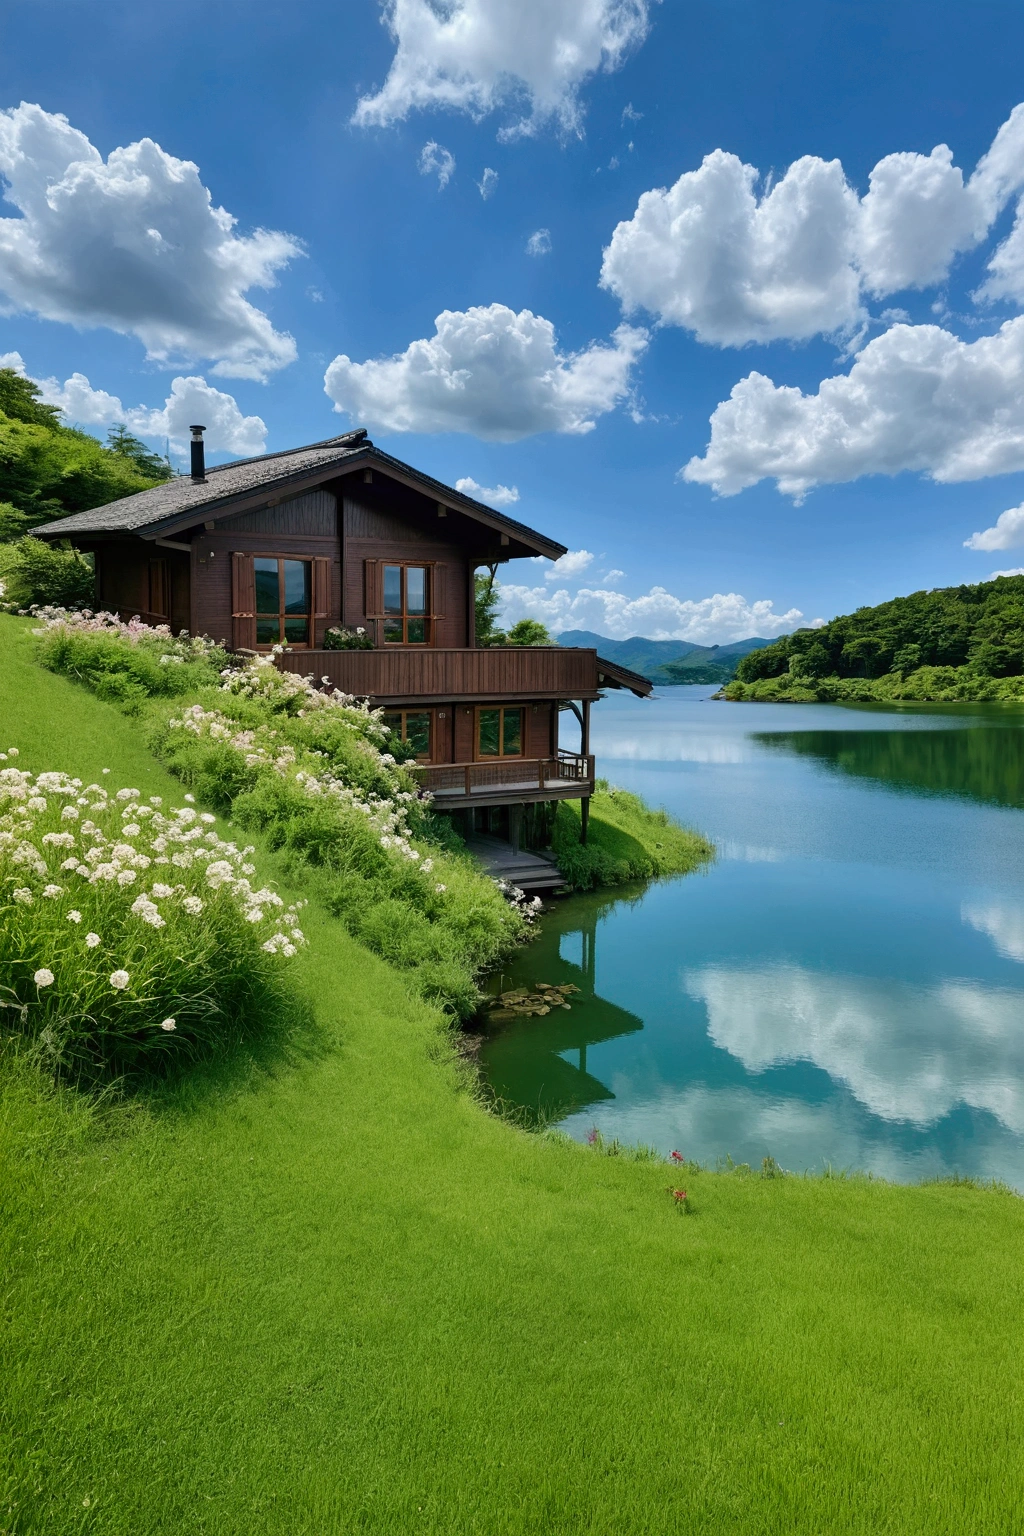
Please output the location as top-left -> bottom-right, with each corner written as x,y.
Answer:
556,630 -> 772,683
728,576 -> 1024,702
0,367 -> 172,607
0,367 -> 171,541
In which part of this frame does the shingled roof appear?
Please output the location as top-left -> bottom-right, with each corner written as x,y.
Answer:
33,429 -> 568,560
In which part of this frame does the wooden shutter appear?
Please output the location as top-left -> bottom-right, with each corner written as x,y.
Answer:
312,557 -> 331,645
231,552 -> 256,651
364,558 -> 383,617
147,559 -> 168,620
430,563 -> 446,619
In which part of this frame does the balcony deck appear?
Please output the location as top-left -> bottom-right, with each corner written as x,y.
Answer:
415,753 -> 595,808
275,646 -> 602,705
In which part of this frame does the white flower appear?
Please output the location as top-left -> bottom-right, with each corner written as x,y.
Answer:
151,883 -> 174,899
435,884 -> 447,893
122,823 -> 140,837
33,968 -> 55,987
245,908 -> 264,923
200,813 -> 216,824
182,896 -> 204,915
184,793 -> 195,803
85,932 -> 101,947
160,1018 -> 176,1031
12,888 -> 33,904
421,859 -> 433,874
102,768 -> 110,774
7,747 -> 18,757
282,942 -> 296,957
67,910 -> 82,923
109,970 -> 130,990
42,884 -> 63,898
61,806 -> 79,821
115,788 -> 140,801
27,797 -> 46,812
116,870 -> 137,886
60,857 -> 78,870
205,860 -> 233,888
149,796 -> 162,806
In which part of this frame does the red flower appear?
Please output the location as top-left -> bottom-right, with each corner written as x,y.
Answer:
672,1189 -> 688,1202
670,1150 -> 684,1163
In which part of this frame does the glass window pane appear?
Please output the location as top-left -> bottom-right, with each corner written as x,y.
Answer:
382,712 -> 403,738
283,560 -> 310,615
406,566 -> 427,615
383,566 -> 402,614
502,709 -> 522,756
478,709 -> 500,757
406,713 -> 431,757
254,558 -> 279,613
406,617 -> 426,644
383,618 -> 403,643
284,617 -> 309,644
256,617 -> 280,645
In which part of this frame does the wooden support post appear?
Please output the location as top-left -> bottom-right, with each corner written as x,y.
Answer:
464,764 -> 472,795
538,758 -> 545,788
581,795 -> 590,845
581,697 -> 591,759
509,803 -> 523,855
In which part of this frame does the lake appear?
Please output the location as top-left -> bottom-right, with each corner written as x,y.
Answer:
477,688 -> 1024,1189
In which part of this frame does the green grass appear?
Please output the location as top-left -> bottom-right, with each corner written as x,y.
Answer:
2,612 -> 1024,1534
552,781 -> 713,890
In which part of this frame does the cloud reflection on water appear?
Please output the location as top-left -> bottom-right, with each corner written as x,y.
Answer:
686,964 -> 1024,1133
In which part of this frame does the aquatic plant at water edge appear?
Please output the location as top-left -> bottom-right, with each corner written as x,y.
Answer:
0,759 -> 305,1075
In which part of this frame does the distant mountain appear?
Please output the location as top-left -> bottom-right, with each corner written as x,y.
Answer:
555,630 -> 776,684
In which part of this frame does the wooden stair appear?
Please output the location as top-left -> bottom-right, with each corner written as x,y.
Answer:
465,834 -> 567,893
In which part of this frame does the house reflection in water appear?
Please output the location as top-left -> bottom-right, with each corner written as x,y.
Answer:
478,891 -> 644,1126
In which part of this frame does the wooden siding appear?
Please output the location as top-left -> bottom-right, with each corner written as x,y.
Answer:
94,540 -> 190,632
217,488 -> 337,537
276,647 -> 600,705
342,495 -> 470,647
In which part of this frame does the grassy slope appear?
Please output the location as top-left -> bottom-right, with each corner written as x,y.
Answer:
2,614 -> 1024,1535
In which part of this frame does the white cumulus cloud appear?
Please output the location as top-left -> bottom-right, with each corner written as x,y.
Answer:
531,548 -> 594,581
497,582 -> 804,642
601,103 -> 1024,346
323,304 -> 647,440
991,567 -> 1024,578
964,502 -> 1024,551
477,166 -> 499,199
684,318 -> 1024,498
30,365 -> 266,455
0,102 -> 301,379
419,140 -> 455,188
352,0 -> 652,138
454,475 -> 519,506
526,228 -> 552,256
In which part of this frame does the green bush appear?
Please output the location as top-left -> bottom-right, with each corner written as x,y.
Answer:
34,610 -> 228,715
0,761 -> 306,1078
0,537 -> 95,609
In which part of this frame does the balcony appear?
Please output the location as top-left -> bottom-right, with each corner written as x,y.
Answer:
415,752 -> 595,808
274,646 -> 604,704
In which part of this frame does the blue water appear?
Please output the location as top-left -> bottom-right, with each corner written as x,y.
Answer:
478,689 -> 1024,1188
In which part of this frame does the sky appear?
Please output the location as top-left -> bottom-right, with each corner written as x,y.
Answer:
4,0 -> 1024,642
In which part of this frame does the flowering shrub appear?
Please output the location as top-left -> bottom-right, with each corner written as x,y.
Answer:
34,624 -> 538,1016
0,760 -> 306,1075
322,624 -> 374,651
32,607 -> 228,712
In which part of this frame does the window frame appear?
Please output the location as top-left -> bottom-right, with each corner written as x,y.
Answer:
475,705 -> 524,760
381,561 -> 431,646
382,708 -> 434,762
252,554 -> 313,650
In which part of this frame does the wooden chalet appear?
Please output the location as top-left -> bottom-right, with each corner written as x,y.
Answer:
36,427 -> 650,845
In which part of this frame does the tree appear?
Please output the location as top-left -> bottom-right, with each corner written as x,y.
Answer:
0,368 -> 61,428
106,424 -> 173,481
505,617 -> 552,646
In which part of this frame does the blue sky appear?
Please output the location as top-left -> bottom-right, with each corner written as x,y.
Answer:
4,0 -> 1024,640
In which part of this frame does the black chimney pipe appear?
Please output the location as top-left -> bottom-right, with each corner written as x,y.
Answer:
190,424 -> 206,481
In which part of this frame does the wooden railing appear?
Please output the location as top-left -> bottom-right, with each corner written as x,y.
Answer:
414,753 -> 595,799
274,646 -> 600,702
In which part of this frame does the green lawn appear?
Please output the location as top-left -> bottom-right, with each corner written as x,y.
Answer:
2,613 -> 1023,1535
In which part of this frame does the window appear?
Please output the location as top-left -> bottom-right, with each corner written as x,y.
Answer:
254,557 -> 311,646
383,710 -> 433,760
476,707 -> 522,758
383,563 -> 429,644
